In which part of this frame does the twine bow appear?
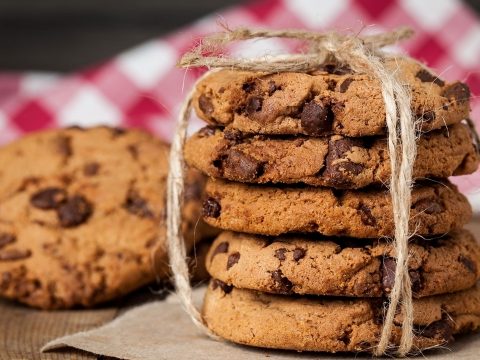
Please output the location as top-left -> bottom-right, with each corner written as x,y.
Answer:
168,26 -> 417,356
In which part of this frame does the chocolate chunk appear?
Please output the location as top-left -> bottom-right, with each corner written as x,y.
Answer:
339,78 -> 354,93
326,79 -> 337,91
245,96 -> 263,115
198,94 -> 214,116
226,252 -> 240,270
0,249 -> 31,261
271,269 -> 293,294
57,196 -> 92,227
212,279 -> 233,294
415,69 -> 445,86
0,234 -> 16,249
413,198 -> 445,214
124,191 -> 154,218
223,150 -> 264,181
293,247 -> 306,261
31,188 -> 67,210
268,80 -> 279,95
300,101 -> 333,136
198,126 -> 216,137
381,257 -> 396,293
358,204 -> 377,227
338,330 -> 351,345
442,82 -> 470,103
274,248 -> 287,261
418,320 -> 453,342
211,242 -> 229,258
409,269 -> 424,293
459,255 -> 477,274
202,197 -> 221,218
223,128 -> 244,143
420,110 -> 436,122
56,136 -> 72,157
83,162 -> 100,176
242,81 -> 256,93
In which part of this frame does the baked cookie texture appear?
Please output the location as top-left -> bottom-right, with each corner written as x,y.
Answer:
0,126 -> 213,309
185,123 -> 479,188
203,281 -> 480,353
203,178 -> 471,238
193,58 -> 471,137
206,230 -> 480,298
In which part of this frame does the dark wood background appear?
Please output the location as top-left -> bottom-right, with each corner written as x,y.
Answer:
0,0 -> 478,72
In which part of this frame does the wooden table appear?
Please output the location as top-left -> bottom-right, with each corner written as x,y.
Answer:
1,218 -> 479,359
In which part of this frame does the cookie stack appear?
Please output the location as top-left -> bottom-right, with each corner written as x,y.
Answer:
185,57 -> 480,353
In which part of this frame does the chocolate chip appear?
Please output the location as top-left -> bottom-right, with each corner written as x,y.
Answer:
358,204 -> 377,227
124,191 -> 154,218
420,110 -> 436,122
409,269 -> 424,294
293,247 -> 306,261
218,87 -> 225,94
223,150 -> 264,181
442,82 -> 470,103
223,128 -> 244,143
381,257 -> 396,293
226,252 -> 240,270
271,269 -> 293,294
127,144 -> 139,160
274,248 -> 287,261
268,80 -> 279,95
326,79 -> 337,91
198,126 -> 216,137
57,196 -> 92,227
321,138 -> 364,187
0,234 -> 16,249
413,198 -> 445,214
459,255 -> 477,274
417,320 -> 453,342
300,100 -> 333,136
320,63 -> 353,75
198,94 -> 214,116
110,127 -> 126,137
212,279 -> 233,294
245,96 -> 263,115
0,249 -> 31,261
56,136 -> 72,157
31,188 -> 67,210
83,162 -> 100,176
339,78 -> 354,93
242,81 -> 256,93
415,69 -> 445,86
211,242 -> 229,258
202,197 -> 221,218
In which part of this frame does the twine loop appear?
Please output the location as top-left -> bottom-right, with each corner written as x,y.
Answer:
168,26 -> 418,356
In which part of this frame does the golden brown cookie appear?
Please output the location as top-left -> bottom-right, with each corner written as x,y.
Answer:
206,230 -> 480,298
193,58 -> 470,137
0,126 -> 211,309
185,123 -> 479,188
202,179 -> 471,238
203,281 -> 480,353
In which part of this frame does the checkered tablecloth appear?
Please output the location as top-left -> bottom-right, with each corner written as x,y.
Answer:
0,0 -> 479,208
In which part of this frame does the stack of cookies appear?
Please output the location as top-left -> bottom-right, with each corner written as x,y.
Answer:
185,57 -> 480,353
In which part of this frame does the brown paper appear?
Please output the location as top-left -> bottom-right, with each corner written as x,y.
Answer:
41,286 -> 480,360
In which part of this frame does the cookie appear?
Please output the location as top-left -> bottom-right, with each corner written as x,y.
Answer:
193,58 -> 470,137
0,126 -> 211,309
203,179 -> 471,238
206,230 -> 480,298
203,281 -> 480,353
185,123 -> 479,188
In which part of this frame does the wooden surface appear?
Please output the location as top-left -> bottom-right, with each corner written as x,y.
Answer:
0,218 -> 479,359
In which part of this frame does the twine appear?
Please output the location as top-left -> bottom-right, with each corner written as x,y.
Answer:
168,27 -> 418,356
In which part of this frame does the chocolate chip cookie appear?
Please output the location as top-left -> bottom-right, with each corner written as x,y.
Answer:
193,58 -> 470,137
185,123 -> 479,188
206,230 -> 480,298
0,126 -> 211,309
202,179 -> 471,238
203,281 -> 480,353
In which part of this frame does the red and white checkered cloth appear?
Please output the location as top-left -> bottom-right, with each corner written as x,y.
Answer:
0,0 -> 479,209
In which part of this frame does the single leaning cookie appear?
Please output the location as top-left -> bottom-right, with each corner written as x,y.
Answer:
193,58 -> 470,137
202,179 -> 471,237
207,230 -> 480,298
0,126 -> 210,309
203,281 -> 480,353
185,123 -> 479,188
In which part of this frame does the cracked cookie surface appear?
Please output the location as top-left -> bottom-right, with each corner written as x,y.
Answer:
185,123 -> 479,188
0,127 -> 211,309
203,281 -> 480,353
203,179 -> 471,238
206,230 -> 480,298
193,58 -> 470,137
